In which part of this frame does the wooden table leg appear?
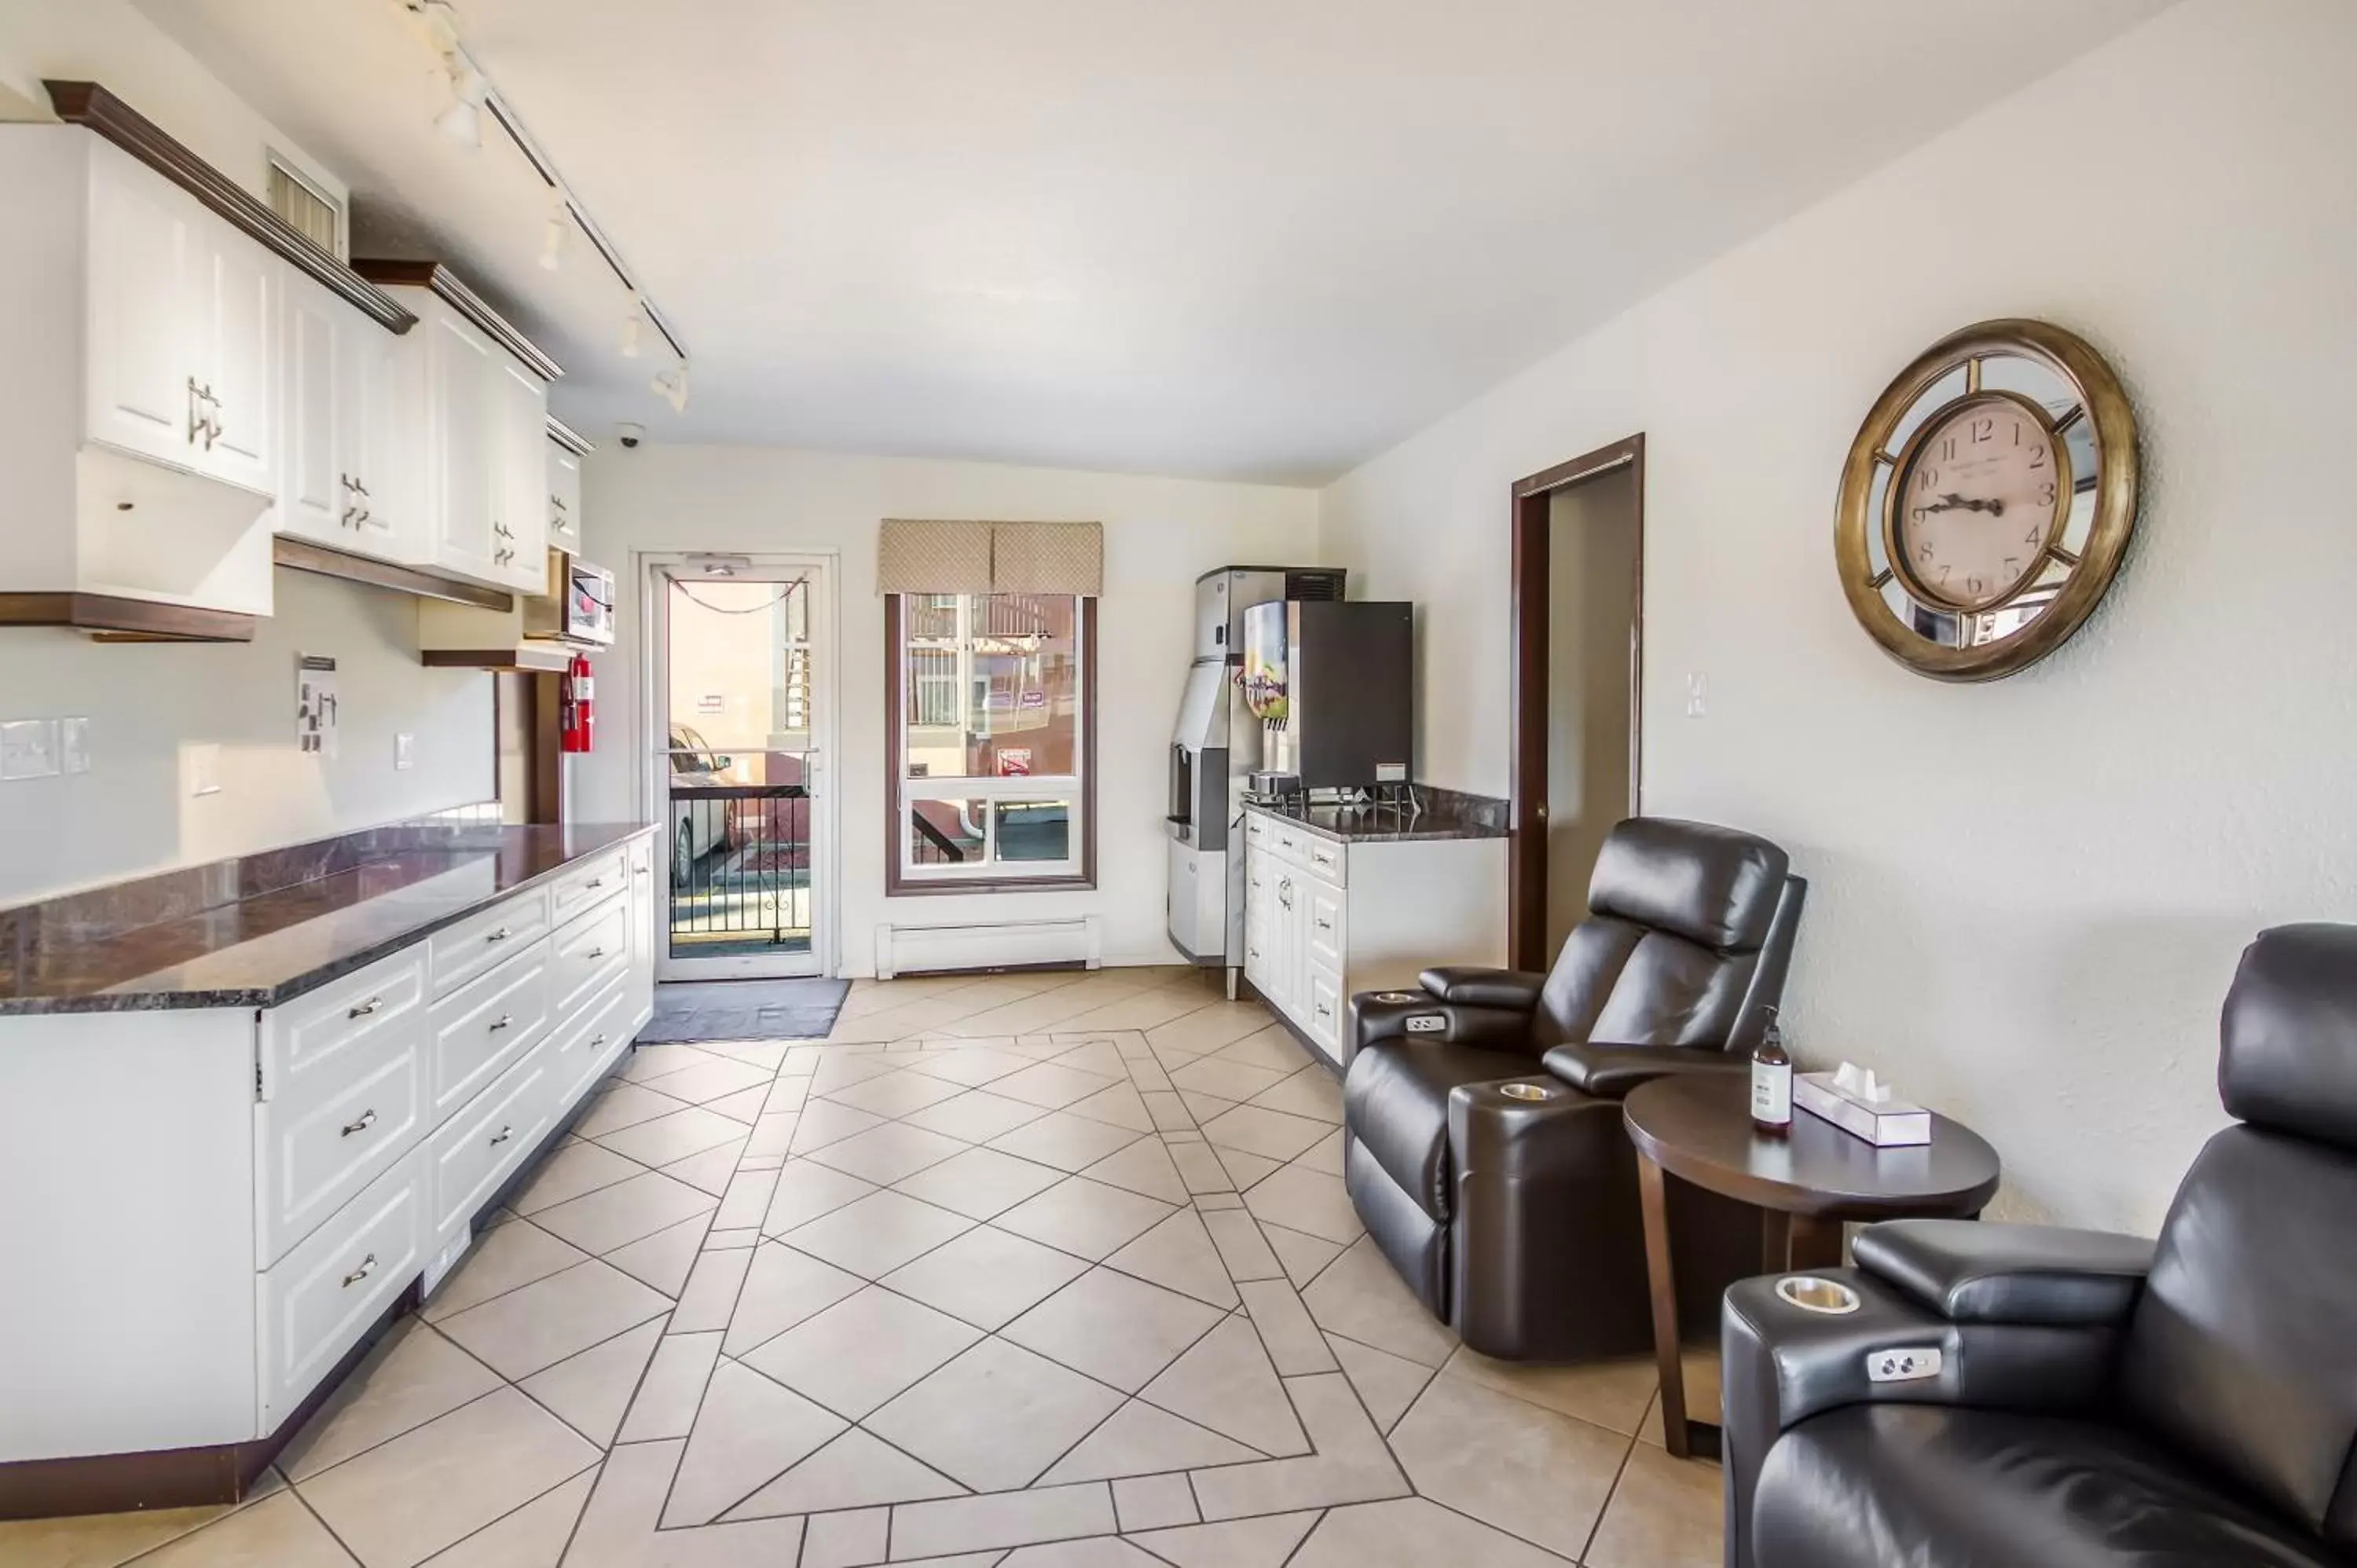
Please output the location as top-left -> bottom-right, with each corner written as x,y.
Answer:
1635,1150 -> 1694,1460
1787,1213 -> 1846,1271
1761,1208 -> 1792,1273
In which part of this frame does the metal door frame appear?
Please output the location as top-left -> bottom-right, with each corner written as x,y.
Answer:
640,550 -> 841,980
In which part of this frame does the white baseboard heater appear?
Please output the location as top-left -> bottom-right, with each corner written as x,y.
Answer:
874,915 -> 1103,979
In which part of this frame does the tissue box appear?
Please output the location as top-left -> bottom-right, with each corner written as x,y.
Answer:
1794,1072 -> 1931,1147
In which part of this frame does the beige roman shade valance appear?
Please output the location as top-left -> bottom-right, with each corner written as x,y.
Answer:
878,519 -> 1103,597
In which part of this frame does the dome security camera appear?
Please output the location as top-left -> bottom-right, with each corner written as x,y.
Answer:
616,421 -> 645,449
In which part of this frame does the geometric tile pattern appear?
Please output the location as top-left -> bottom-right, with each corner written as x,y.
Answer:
11,965 -> 1720,1567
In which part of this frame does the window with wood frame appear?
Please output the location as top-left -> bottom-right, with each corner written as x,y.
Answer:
886,592 -> 1095,892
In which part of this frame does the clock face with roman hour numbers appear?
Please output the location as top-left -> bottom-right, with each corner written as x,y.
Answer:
1890,393 -> 2069,613
1834,319 -> 2140,683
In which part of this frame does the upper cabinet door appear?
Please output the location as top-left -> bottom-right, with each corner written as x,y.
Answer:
490,357 -> 548,589
200,228 -> 277,493
427,310 -> 499,582
339,317 -> 412,562
84,152 -> 201,468
277,276 -> 342,545
547,441 -> 583,554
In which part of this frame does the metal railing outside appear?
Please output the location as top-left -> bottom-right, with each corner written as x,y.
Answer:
668,781 -> 812,957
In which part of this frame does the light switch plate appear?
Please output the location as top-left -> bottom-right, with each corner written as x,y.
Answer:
394,732 -> 416,771
59,717 -> 90,775
1,718 -> 60,780
185,742 -> 222,798
1685,672 -> 1708,717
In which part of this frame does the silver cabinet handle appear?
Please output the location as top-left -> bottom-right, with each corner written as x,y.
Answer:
486,926 -> 512,943
341,1253 -> 376,1288
489,1013 -> 514,1032
340,1109 -> 377,1138
586,877 -> 605,889
489,1125 -> 515,1147
587,947 -> 607,960
591,1034 -> 607,1049
349,995 -> 383,1019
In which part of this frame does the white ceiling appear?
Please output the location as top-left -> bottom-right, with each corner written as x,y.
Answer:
134,0 -> 2168,483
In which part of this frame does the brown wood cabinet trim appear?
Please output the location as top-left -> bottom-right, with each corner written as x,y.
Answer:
44,82 -> 415,336
354,260 -> 564,383
1508,434 -> 1645,970
883,595 -> 1098,897
421,646 -> 574,674
545,415 -> 596,456
273,537 -> 514,610
0,592 -> 256,642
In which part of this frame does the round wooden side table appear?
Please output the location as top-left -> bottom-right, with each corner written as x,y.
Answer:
1621,1072 -> 2000,1460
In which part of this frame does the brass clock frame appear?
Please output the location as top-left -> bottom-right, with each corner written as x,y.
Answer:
1835,318 -> 2139,682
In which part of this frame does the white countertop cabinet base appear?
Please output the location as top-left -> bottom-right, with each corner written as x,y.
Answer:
0,833 -> 657,1474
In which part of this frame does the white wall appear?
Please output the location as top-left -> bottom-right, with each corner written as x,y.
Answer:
1318,0 -> 2357,1233
0,2 -> 489,904
0,570 -> 493,903
577,445 -> 1320,974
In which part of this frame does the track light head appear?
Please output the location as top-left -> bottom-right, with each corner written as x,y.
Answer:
621,293 -> 646,358
651,361 -> 691,414
436,52 -> 489,148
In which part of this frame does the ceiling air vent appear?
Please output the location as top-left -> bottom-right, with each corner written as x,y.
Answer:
267,156 -> 344,260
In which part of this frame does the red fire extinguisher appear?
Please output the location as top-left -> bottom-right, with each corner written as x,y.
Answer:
560,652 -> 594,753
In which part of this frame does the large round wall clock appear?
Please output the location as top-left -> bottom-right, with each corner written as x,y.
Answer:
1835,318 -> 2139,681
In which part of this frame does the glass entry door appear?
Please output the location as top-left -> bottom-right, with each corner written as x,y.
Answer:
651,559 -> 831,979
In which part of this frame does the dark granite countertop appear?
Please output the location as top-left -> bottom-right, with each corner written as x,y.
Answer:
0,822 -> 656,1017
1244,785 -> 1508,844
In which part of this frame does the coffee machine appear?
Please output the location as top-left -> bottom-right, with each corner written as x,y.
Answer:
1241,599 -> 1413,794
1167,566 -> 1344,984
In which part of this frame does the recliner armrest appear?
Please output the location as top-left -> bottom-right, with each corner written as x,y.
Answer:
1349,987 -> 1534,1053
1540,1040 -> 1744,1099
1416,966 -> 1548,1009
1853,1218 -> 2154,1328
1721,1266 -> 2127,1568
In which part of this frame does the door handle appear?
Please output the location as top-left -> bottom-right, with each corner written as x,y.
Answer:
486,926 -> 512,943
489,1013 -> 514,1032
341,1253 -> 376,1288
340,1108 -> 378,1138
489,1125 -> 515,1147
349,995 -> 384,1018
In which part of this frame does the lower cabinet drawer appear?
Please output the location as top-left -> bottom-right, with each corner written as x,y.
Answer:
1305,837 -> 1347,885
551,896 -> 631,1020
428,1044 -> 552,1239
257,1145 -> 425,1432
429,947 -> 550,1119
255,1028 -> 426,1269
547,973 -> 634,1120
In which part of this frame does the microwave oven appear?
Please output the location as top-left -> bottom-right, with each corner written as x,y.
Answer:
524,551 -> 616,646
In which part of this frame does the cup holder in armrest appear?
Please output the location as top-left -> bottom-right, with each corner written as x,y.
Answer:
1775,1276 -> 1861,1315
1498,1081 -> 1556,1102
1371,991 -> 1421,1004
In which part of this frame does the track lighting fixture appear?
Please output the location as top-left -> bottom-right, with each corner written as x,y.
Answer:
651,360 -> 691,414
435,54 -> 488,148
539,187 -> 569,270
621,293 -> 646,358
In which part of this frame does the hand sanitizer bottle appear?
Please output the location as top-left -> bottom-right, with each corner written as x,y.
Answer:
1750,1005 -> 1793,1138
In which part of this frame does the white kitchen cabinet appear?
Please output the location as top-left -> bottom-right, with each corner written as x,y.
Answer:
368,271 -> 557,595
277,272 -> 416,564
0,127 -> 282,617
0,829 -> 657,1474
490,356 -> 549,589
423,306 -> 501,584
1242,808 -> 1508,1070
547,435 -> 584,552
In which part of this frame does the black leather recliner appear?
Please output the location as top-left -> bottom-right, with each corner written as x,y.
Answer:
1341,817 -> 1806,1361
1724,922 -> 2357,1568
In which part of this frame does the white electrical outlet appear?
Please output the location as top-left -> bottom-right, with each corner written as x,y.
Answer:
1685,672 -> 1708,717
1866,1346 -> 1943,1383
59,717 -> 91,775
185,742 -> 222,798
0,718 -> 60,781
395,732 -> 416,771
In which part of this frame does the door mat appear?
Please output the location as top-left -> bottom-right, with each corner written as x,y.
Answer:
637,977 -> 850,1045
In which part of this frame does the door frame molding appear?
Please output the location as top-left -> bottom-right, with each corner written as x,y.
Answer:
637,548 -> 843,980
1508,434 -> 1645,971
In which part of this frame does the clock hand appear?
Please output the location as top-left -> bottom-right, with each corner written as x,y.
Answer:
1915,493 -> 2007,518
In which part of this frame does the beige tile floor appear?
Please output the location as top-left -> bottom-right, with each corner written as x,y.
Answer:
5,966 -> 1724,1568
